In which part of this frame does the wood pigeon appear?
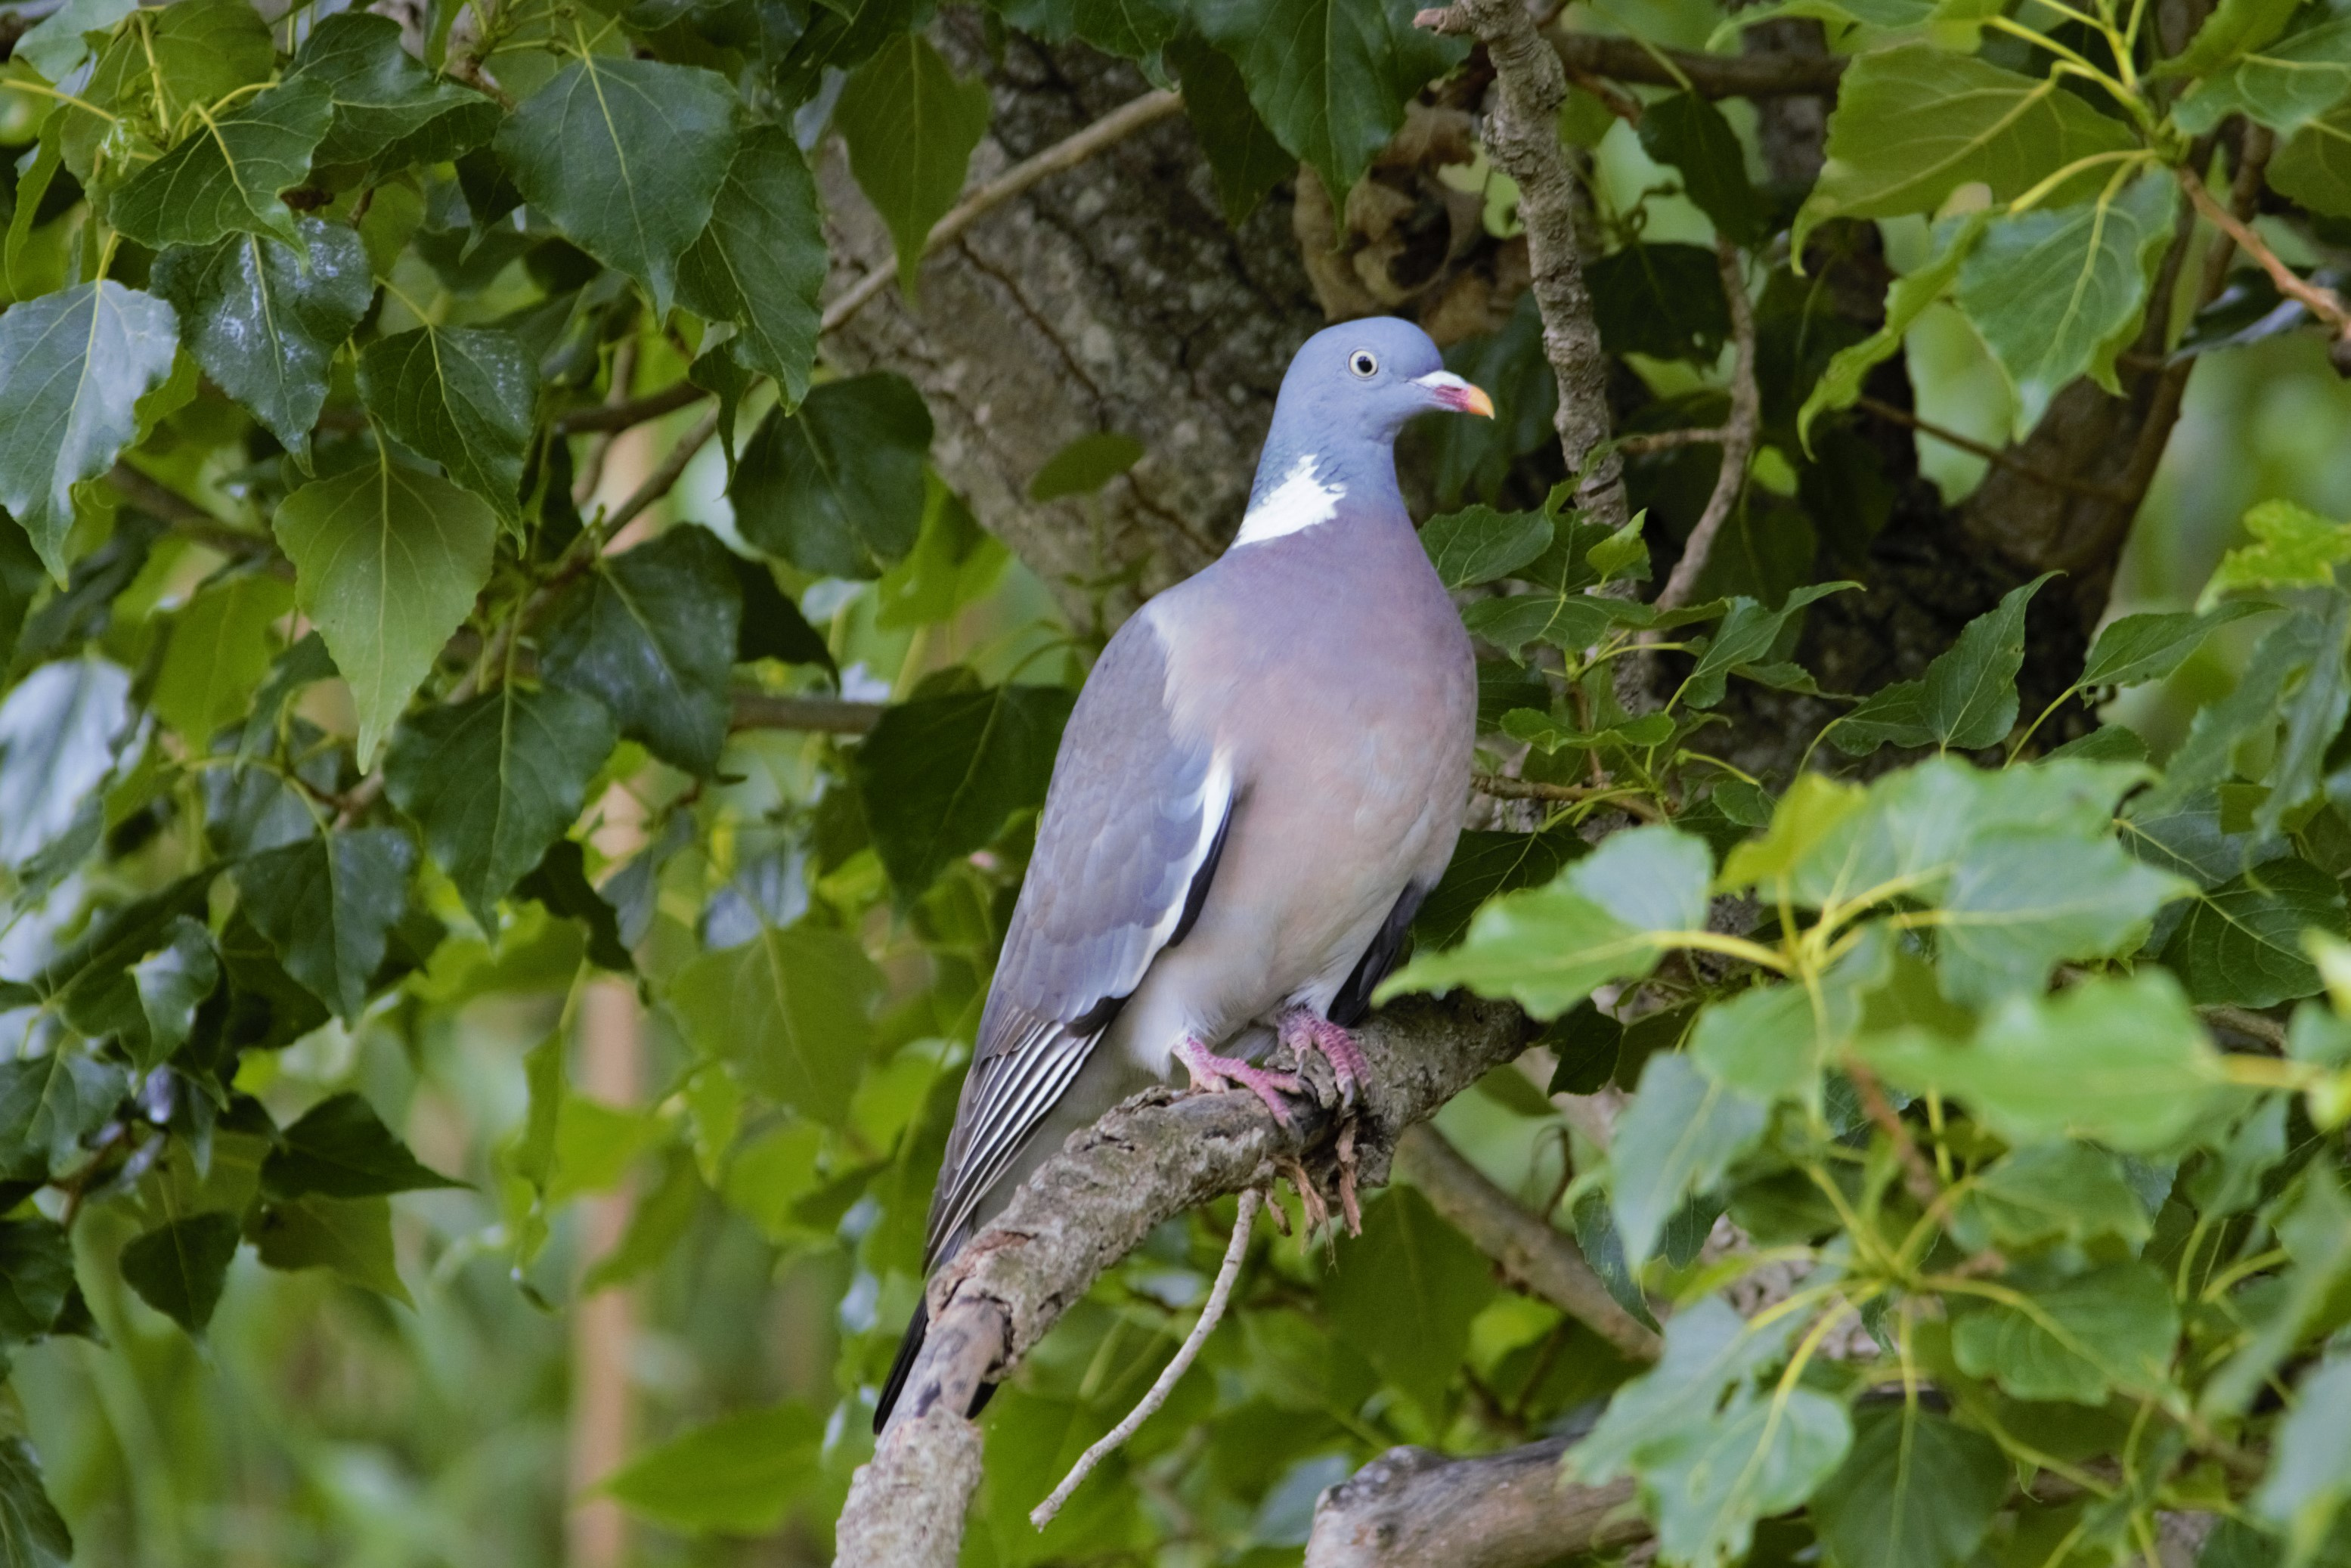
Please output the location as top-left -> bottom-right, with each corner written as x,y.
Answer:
875,318 -> 1492,1431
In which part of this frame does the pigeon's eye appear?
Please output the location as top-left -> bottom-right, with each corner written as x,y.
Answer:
1349,349 -> 1379,378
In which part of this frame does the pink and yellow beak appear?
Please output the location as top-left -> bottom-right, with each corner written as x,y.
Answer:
1414,370 -> 1496,419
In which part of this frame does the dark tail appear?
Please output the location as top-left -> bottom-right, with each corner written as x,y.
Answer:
873,1299 -> 999,1433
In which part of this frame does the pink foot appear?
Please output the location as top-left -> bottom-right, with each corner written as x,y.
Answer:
1278,1008 -> 1371,1107
1175,1036 -> 1302,1127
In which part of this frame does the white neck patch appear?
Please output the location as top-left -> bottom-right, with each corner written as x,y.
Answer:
1231,454 -> 1342,547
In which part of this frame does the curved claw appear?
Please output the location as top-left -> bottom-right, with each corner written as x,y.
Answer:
1175,1036 -> 1302,1128
1277,1008 -> 1372,1108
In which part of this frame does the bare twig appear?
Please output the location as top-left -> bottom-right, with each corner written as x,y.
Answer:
601,408 -> 719,538
555,380 -> 707,435
1656,240 -> 1758,612
1395,1125 -> 1659,1361
1030,1188 -> 1263,1528
1845,1061 -> 1942,1213
1473,773 -> 1665,822
1616,426 -> 1724,456
107,465 -> 290,574
2204,1004 -> 2288,1052
1420,0 -> 1628,532
1305,1442 -> 1643,1568
2181,164 -> 2351,337
1547,27 -> 1845,99
822,88 -> 1185,336
571,339 -> 639,507
1854,396 -> 2129,502
729,693 -> 885,733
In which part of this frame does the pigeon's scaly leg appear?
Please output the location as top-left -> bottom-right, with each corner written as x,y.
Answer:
1277,1008 -> 1371,1107
1175,1036 -> 1302,1127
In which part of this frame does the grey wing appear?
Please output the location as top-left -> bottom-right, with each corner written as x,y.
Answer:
922,615 -> 1234,1267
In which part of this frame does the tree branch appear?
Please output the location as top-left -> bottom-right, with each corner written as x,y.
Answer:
1656,240 -> 1758,612
1547,27 -> 1845,99
1420,1 -> 1628,531
1854,397 -> 2127,503
835,993 -> 1536,1560
2180,163 -> 2351,336
727,693 -> 884,733
1395,1124 -> 1659,1361
1304,1440 -> 1644,1568
554,380 -> 708,435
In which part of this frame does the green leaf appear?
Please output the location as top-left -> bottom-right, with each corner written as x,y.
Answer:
1954,1144 -> 2154,1252
1379,826 -> 1714,1018
850,682 -> 1076,901
1609,1052 -> 1769,1272
247,1195 -> 414,1306
732,372 -> 932,578
273,459 -> 499,770
1810,1404 -> 2009,1568
2205,500 -> 2351,604
834,33 -> 992,293
1831,572 -> 2055,755
1949,1260 -> 2178,1404
1411,826 -> 1587,950
875,479 -> 1010,632
1857,970 -> 2223,1152
1323,1185 -> 1497,1416
1932,830 -> 2188,1004
262,1091 -> 466,1199
2080,603 -> 2271,689
11,0 -> 135,81
1192,0 -> 1464,200
151,572 -> 294,745
63,915 -> 221,1074
1167,33 -> 1292,226
1801,212 -> 1988,453
1588,242 -> 1733,364
674,127 -> 825,408
599,1402 -> 825,1535
1029,432 -> 1145,503
581,1145 -> 702,1291
357,326 -> 537,518
384,685 -> 618,931
2270,111 -> 2351,218
2162,857 -> 2349,1008
1458,590 -> 1651,662
60,0 -> 273,183
2175,17 -> 2351,135
2251,1356 -> 2351,1557
1637,93 -> 1769,246
1795,46 -> 2136,249
2204,1164 -> 2351,1418
234,827 -> 420,1022
1419,505 -> 1553,590
109,76 -> 334,249
492,56 -> 739,315
0,281 -> 181,580
1680,582 -> 1857,709
1690,931 -> 1886,1107
669,925 -> 880,1125
0,1219 -> 76,1341
516,840 -> 631,971
0,1053 -> 126,1182
1955,172 -> 2176,437
538,527 -> 737,778
119,1212 -> 242,1336
2165,0 -> 2302,78
0,1436 -> 73,1568
290,11 -> 502,172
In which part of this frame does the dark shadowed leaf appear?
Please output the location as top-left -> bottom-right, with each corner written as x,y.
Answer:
834,33 -> 992,292
384,685 -> 618,931
850,682 -> 1076,900
0,1219 -> 76,1342
1832,573 -> 2055,755
518,840 -> 633,971
733,554 -> 835,670
234,828 -> 419,1021
670,925 -> 879,1124
151,219 -> 374,463
676,127 -> 826,407
358,326 -> 538,518
0,283 -> 181,579
1029,432 -> 1145,502
247,1194 -> 413,1305
0,1436 -> 73,1568
1412,826 -> 1587,950
0,1055 -> 127,1182
493,57 -> 739,314
1166,33 -> 1291,225
1588,243 -> 1732,364
109,77 -> 335,249
541,526 -> 739,777
262,1091 -> 466,1199
119,1212 -> 242,1335
1811,1404 -> 2008,1568
292,11 -> 502,171
2163,857 -> 2349,1008
600,1402 -> 824,1535
1323,1185 -> 1496,1416
1638,94 -> 1769,245
733,373 -> 932,578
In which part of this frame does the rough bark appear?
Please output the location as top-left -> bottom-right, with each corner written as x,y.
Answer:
1304,1442 -> 1643,1568
834,1408 -> 984,1568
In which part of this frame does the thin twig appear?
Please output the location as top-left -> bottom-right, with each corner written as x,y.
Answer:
555,379 -> 707,435
1473,772 -> 1665,822
2180,164 -> 2351,336
1029,1188 -> 1262,1529
571,338 -> 638,506
824,88 -> 1185,337
603,408 -> 719,537
2204,1004 -> 2288,1052
1846,1061 -> 1942,1213
729,693 -> 886,733
106,465 -> 290,573
1656,240 -> 1758,612
1617,426 -> 1724,456
1854,395 -> 2128,502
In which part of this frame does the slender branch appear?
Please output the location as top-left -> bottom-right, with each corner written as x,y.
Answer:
106,465 -> 289,573
729,692 -> 885,733
1656,240 -> 1758,612
1395,1125 -> 1659,1361
1030,1188 -> 1262,1528
1305,1441 -> 1643,1568
1617,426 -> 1724,456
1854,396 -> 2129,502
822,88 -> 1185,336
602,408 -> 718,538
1420,1 -> 1628,531
555,379 -> 707,435
2181,164 -> 2351,336
1547,27 -> 1846,99
1473,772 -> 1665,822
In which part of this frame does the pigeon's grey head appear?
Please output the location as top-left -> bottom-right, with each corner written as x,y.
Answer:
1237,318 -> 1493,544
